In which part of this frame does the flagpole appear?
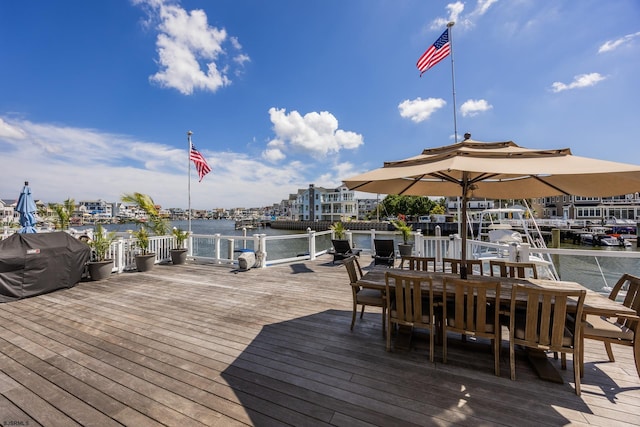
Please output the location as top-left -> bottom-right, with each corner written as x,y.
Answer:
187,130 -> 193,235
447,21 -> 464,275
447,21 -> 458,143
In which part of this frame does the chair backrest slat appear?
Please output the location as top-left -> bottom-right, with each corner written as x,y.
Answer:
443,258 -> 484,275
443,277 -> 500,334
343,256 -> 360,284
511,284 -> 585,351
609,273 -> 640,329
403,256 -> 436,271
385,272 -> 433,325
490,260 -> 538,279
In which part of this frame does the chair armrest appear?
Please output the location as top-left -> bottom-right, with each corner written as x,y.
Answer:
591,313 -> 640,322
581,313 -> 640,332
357,280 -> 385,291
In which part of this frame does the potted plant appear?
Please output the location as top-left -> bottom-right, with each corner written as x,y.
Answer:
131,226 -> 156,272
170,227 -> 189,265
392,219 -> 413,257
121,192 -> 169,272
330,221 -> 346,240
87,223 -> 117,280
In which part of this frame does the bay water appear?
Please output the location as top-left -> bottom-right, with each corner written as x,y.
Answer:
102,220 -> 640,294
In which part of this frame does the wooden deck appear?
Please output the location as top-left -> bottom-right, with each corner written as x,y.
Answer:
1,255 -> 639,426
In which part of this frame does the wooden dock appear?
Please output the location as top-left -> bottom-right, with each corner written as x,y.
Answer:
1,255 -> 639,426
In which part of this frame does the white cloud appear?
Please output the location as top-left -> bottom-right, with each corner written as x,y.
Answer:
460,99 -> 493,117
136,0 -> 249,95
551,73 -> 606,93
598,31 -> 640,53
398,97 -> 447,123
268,108 -> 364,159
431,0 -> 497,31
262,143 -> 286,162
0,116 -> 306,209
0,118 -> 27,139
431,2 -> 465,30
475,0 -> 498,16
313,161 -> 363,190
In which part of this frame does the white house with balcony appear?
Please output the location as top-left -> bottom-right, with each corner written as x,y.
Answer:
292,184 -> 358,222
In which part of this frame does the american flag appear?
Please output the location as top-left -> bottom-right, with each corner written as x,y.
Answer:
190,143 -> 211,182
416,29 -> 450,76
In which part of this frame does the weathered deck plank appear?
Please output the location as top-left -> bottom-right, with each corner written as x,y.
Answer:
1,255 -> 639,426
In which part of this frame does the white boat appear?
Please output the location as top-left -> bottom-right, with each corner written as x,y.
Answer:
470,206 -> 558,280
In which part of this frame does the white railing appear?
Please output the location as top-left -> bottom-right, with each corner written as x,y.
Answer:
104,231 -> 640,291
105,235 -> 175,272
7,227 -> 640,293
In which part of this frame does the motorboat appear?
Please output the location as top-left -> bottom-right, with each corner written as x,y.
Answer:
469,206 -> 558,280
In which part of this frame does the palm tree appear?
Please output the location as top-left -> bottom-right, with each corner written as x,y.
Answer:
48,198 -> 75,230
121,192 -> 169,236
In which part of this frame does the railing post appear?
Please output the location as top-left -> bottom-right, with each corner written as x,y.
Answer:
308,228 -> 316,260
370,228 -> 376,255
448,234 -> 460,258
435,226 -> 442,268
242,227 -> 247,249
228,238 -> 235,263
259,234 -> 267,267
414,229 -> 422,256
518,243 -> 530,262
214,233 -> 221,263
346,230 -> 353,247
251,233 -> 262,268
508,242 -> 518,261
115,238 -> 125,273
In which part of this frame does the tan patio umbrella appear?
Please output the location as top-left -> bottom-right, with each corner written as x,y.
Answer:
343,135 -> 640,278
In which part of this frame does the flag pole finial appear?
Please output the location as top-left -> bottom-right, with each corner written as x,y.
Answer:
447,21 -> 455,27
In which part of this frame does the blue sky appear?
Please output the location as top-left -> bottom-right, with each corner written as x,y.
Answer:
1,0 -> 639,209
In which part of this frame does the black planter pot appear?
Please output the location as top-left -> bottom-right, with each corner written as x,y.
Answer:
87,260 -> 114,281
170,249 -> 188,265
398,244 -> 413,257
135,253 -> 156,272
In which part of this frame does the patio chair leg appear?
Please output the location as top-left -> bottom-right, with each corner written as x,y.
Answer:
350,302 -> 357,331
574,356 -> 581,396
604,342 -> 615,362
360,305 -> 365,319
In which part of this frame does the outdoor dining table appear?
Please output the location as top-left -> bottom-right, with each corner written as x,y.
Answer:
357,267 -> 637,382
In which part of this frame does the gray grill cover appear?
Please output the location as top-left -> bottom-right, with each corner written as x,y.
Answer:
0,232 -> 91,303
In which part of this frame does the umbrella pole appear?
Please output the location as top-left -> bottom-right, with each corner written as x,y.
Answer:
460,172 -> 469,279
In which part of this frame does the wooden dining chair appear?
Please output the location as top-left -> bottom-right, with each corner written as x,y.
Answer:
385,271 -> 437,362
402,255 -> 436,271
344,256 -> 385,333
581,273 -> 640,378
442,277 -> 502,376
489,260 -> 538,279
442,258 -> 484,276
509,284 -> 586,395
